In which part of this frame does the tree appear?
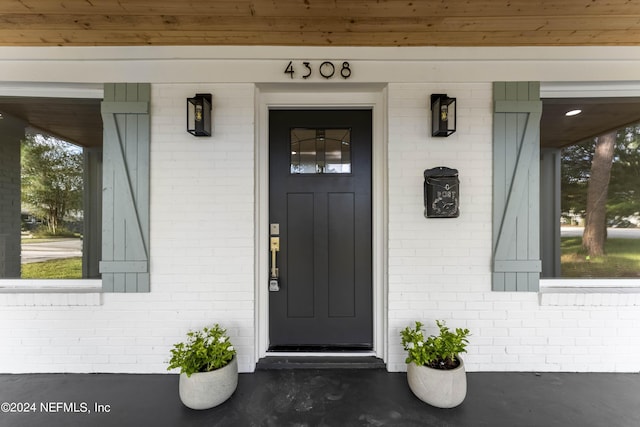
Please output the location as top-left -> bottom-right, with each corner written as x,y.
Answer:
21,134 -> 83,235
562,125 -> 640,220
582,130 -> 616,256
608,125 -> 640,219
561,139 -> 594,220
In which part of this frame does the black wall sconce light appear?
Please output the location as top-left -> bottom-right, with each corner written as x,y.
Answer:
431,94 -> 456,137
187,93 -> 212,136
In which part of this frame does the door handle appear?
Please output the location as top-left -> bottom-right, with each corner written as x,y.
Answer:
269,237 -> 280,291
270,237 -> 280,278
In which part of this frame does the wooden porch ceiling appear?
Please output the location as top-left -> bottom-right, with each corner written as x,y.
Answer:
541,97 -> 640,149
0,97 -> 102,148
1,0 -> 640,47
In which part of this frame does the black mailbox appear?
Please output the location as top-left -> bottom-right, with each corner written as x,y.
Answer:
424,167 -> 459,218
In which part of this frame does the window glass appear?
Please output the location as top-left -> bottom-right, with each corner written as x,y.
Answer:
0,88 -> 103,286
559,126 -> 640,278
0,130 -> 98,281
290,128 -> 351,174
20,134 -> 84,279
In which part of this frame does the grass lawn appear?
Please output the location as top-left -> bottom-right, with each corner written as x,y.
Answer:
21,257 -> 82,279
561,237 -> 640,278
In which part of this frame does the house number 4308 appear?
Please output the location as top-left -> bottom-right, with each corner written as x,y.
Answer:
284,61 -> 352,80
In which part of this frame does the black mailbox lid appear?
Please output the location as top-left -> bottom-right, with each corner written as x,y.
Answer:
424,166 -> 458,179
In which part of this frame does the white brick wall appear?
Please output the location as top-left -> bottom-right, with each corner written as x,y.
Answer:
0,83 -> 257,373
386,83 -> 640,373
1,79 -> 639,374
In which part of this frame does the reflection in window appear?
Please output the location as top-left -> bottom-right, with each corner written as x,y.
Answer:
290,128 -> 351,174
557,126 -> 640,278
0,130 -> 100,281
20,134 -> 84,279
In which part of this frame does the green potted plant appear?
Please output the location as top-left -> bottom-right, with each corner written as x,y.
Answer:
167,324 -> 238,410
400,320 -> 470,408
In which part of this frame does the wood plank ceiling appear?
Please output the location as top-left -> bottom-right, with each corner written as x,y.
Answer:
2,1 -> 640,148
541,97 -> 640,149
0,0 -> 640,47
0,97 -> 103,148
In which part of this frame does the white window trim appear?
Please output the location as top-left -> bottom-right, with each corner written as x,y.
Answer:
0,279 -> 101,291
540,279 -> 640,306
0,279 -> 102,306
540,278 -> 640,288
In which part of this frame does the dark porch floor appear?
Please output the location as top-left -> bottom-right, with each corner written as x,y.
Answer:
0,369 -> 638,427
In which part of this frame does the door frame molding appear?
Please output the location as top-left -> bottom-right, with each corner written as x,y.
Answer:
254,83 -> 388,364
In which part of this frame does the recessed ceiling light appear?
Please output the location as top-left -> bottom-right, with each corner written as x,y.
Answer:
565,109 -> 582,117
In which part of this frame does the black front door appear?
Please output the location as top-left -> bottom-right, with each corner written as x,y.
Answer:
269,109 -> 372,350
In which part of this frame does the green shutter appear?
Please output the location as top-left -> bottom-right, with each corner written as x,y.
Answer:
492,82 -> 542,292
100,83 -> 150,292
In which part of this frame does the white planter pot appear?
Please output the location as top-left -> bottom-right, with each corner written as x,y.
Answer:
178,356 -> 238,410
406,358 -> 467,408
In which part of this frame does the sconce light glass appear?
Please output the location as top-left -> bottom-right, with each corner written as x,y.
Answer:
187,93 -> 212,136
431,94 -> 456,137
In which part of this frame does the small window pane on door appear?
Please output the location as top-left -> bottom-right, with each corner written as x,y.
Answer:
290,128 -> 351,174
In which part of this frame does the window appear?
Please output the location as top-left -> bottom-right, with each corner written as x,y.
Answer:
0,84 -> 103,291
556,126 -> 640,278
290,128 -> 352,174
0,126 -> 101,283
539,85 -> 640,285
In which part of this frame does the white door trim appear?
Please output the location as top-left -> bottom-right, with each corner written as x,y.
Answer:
254,83 -> 388,365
